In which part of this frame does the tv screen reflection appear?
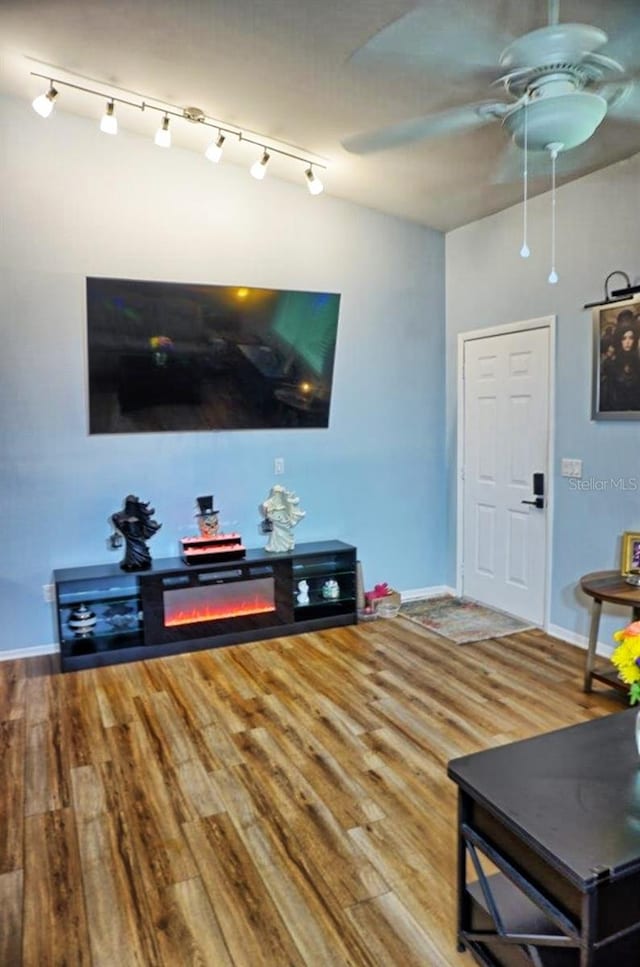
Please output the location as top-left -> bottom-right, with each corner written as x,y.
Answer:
86,277 -> 341,434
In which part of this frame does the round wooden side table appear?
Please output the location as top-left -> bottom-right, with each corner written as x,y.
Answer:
580,570 -> 640,692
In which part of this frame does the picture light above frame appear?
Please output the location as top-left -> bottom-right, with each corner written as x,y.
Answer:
583,270 -> 640,310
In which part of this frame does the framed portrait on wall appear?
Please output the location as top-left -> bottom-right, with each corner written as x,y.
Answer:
592,294 -> 640,420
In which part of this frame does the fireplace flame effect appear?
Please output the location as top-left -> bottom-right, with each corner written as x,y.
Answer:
165,598 -> 275,628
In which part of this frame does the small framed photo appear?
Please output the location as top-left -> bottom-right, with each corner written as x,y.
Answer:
592,295 -> 640,420
621,532 -> 640,576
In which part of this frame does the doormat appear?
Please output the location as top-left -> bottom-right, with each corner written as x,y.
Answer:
399,595 -> 533,644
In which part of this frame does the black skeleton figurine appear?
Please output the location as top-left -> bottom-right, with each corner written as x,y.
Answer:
110,495 -> 161,571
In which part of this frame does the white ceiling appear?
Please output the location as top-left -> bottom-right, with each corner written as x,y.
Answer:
1,0 -> 640,232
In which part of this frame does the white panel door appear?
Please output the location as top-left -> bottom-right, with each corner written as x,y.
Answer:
462,327 -> 549,624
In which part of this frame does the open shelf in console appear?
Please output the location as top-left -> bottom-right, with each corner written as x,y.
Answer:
54,540 -> 357,671
55,569 -> 143,660
292,548 -> 356,621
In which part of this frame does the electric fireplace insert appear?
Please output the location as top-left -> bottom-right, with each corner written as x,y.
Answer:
140,560 -> 293,646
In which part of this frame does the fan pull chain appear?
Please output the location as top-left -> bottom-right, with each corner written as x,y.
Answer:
547,142 -> 561,285
520,93 -> 530,258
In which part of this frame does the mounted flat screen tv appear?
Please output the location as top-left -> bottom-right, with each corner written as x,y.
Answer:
86,277 -> 341,434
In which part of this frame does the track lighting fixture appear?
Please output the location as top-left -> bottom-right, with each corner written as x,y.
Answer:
305,166 -> 324,196
32,84 -> 58,118
250,150 -> 270,180
154,115 -> 171,148
29,70 -> 328,192
100,100 -> 118,135
205,132 -> 225,163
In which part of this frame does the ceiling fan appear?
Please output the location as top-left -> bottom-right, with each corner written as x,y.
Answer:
343,0 -> 640,283
342,0 -> 640,165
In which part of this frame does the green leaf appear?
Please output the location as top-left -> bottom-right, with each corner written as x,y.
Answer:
630,683 -> 640,706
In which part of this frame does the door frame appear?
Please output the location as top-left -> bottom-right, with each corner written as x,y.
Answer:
455,315 -> 556,629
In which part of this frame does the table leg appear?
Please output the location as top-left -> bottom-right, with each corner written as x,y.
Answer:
583,598 -> 602,693
456,791 -> 471,951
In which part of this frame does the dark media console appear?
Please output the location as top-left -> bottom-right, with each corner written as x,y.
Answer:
53,540 -> 357,672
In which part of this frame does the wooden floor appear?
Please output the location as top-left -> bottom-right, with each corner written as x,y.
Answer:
0,619 -> 622,966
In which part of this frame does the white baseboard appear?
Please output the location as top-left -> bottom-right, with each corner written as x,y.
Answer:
401,585 -> 456,602
0,642 -> 59,662
546,622 -> 614,658
1,615 -> 610,665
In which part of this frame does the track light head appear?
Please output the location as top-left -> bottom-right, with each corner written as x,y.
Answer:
32,84 -> 58,118
250,149 -> 270,180
100,100 -> 118,135
205,132 -> 225,163
154,115 -> 171,148
305,166 -> 324,196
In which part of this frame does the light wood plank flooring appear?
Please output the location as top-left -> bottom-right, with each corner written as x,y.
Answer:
0,619 -> 622,966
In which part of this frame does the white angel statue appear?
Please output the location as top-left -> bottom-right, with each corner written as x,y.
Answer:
261,485 -> 305,553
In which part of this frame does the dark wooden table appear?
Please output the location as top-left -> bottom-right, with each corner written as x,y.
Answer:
448,710 -> 640,966
580,570 -> 640,693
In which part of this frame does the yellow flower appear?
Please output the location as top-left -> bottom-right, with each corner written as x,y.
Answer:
611,633 -> 640,686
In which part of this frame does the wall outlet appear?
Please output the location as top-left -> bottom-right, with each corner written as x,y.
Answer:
42,583 -> 55,603
561,458 -> 583,478
274,457 -> 284,475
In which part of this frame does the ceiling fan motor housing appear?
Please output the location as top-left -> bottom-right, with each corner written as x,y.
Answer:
500,22 -> 618,151
499,23 -> 608,71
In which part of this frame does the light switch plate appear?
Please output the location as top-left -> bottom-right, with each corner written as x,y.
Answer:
561,458 -> 582,478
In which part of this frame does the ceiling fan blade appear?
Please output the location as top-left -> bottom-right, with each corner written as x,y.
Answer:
342,101 -> 508,156
492,138 -> 602,185
598,1 -> 640,68
598,80 -> 640,122
350,3 -> 515,76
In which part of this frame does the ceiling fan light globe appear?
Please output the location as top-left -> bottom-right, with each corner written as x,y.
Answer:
505,92 -> 607,151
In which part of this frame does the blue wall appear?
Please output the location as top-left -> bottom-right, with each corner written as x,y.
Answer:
5,91 -> 636,657
0,94 -> 447,654
446,153 -> 640,647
